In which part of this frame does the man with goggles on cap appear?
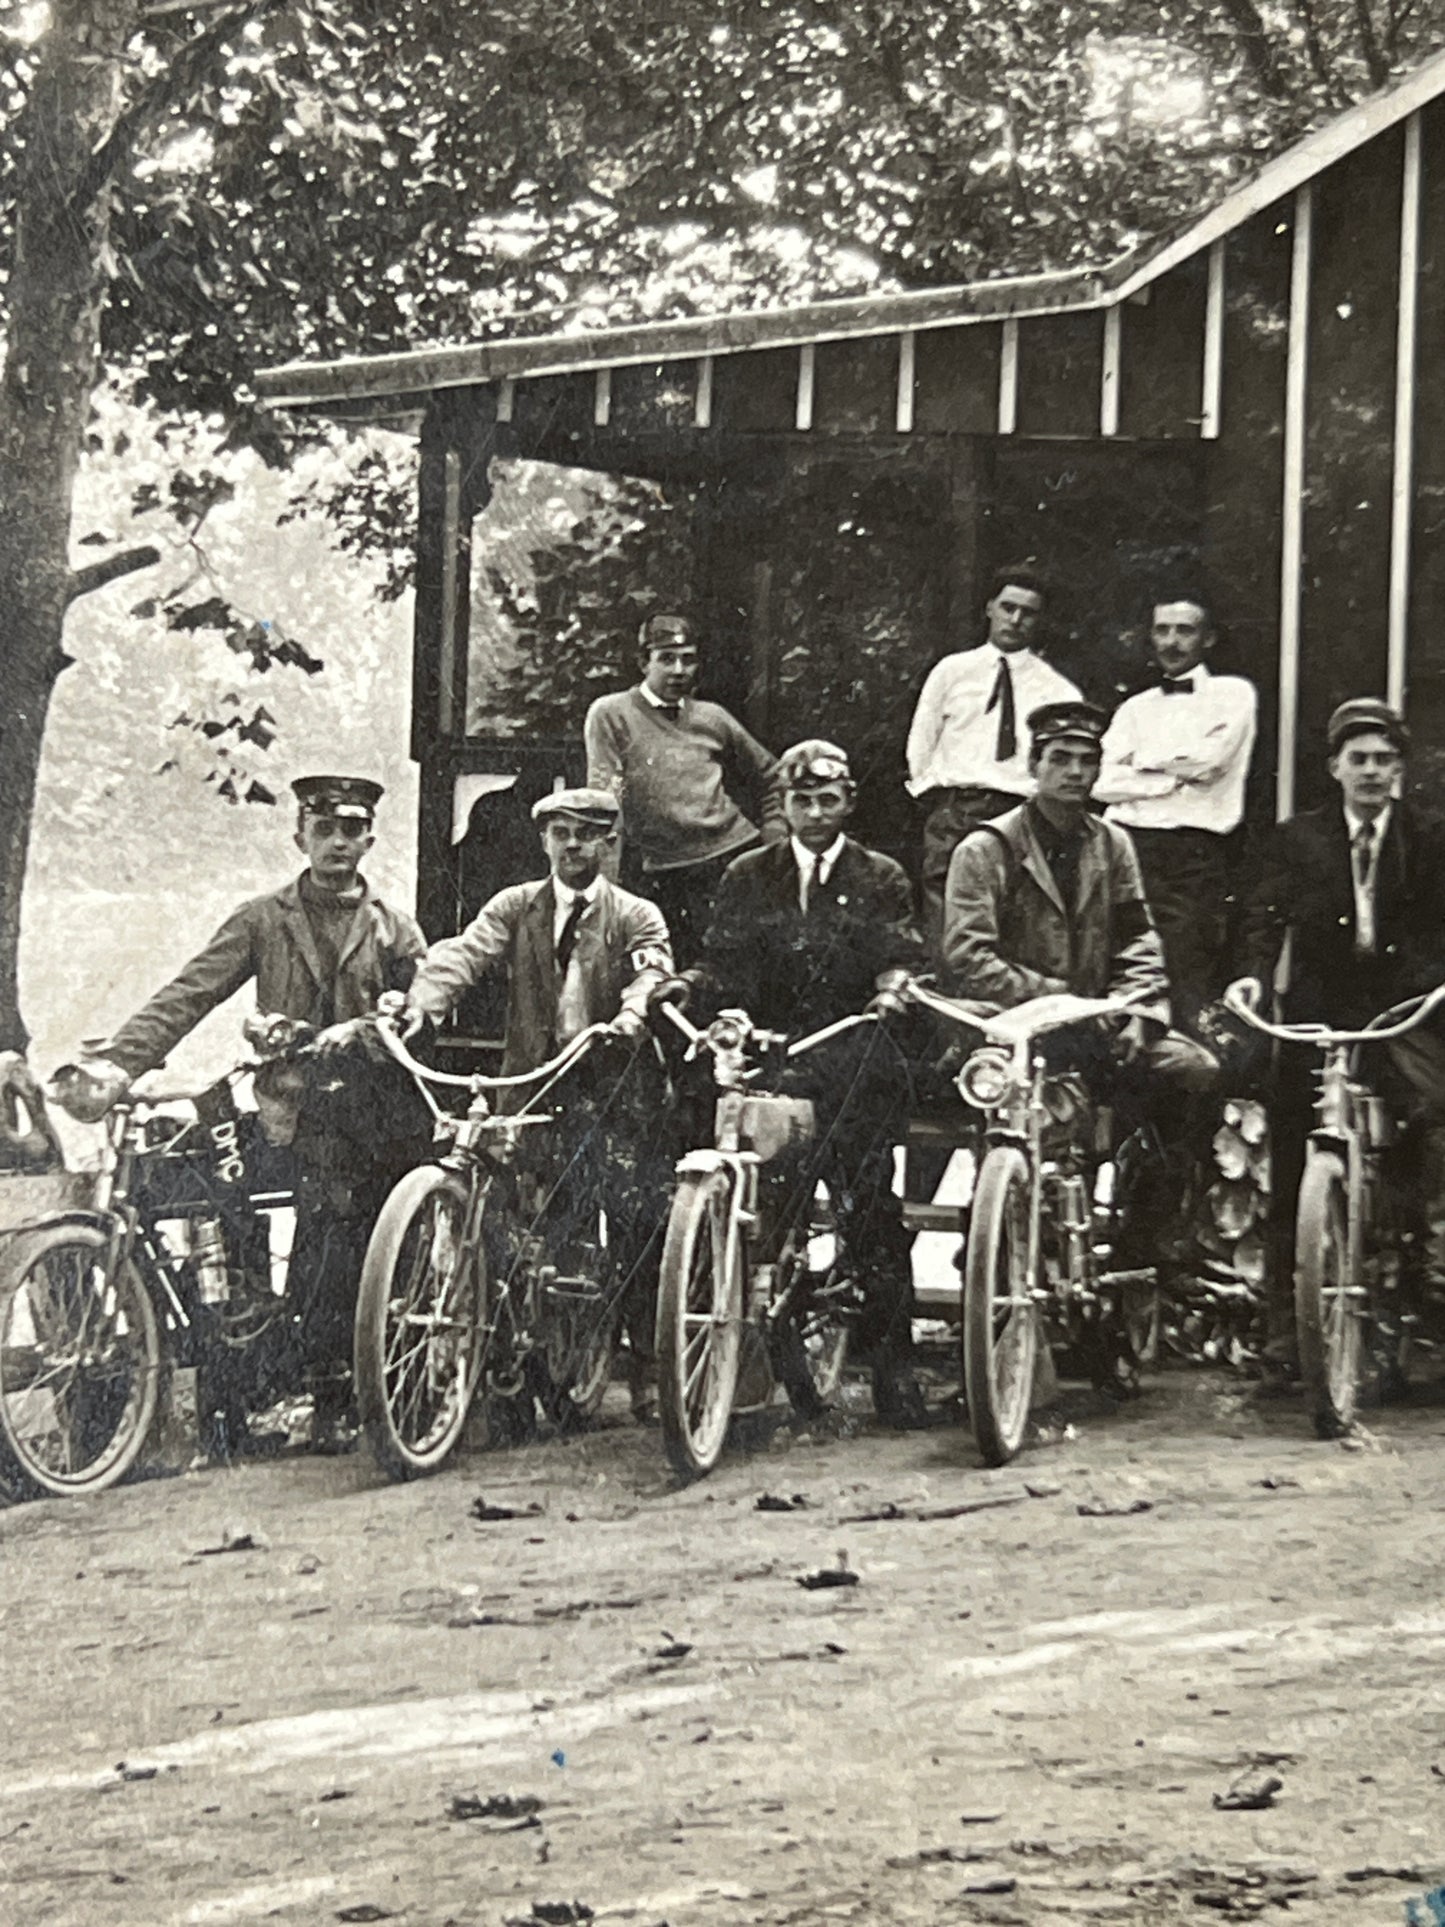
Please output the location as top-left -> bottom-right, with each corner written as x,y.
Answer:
699,739 -> 931,1427
585,612 -> 784,966
392,788 -> 675,1422
60,775 -> 426,1450
1232,699 -> 1445,1371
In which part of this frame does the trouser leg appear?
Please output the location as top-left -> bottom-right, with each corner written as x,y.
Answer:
645,849 -> 751,970
1130,830 -> 1230,1033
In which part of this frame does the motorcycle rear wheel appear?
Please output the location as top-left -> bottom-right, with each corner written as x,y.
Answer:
963,1146 -> 1040,1466
0,1222 -> 163,1498
354,1166 -> 488,1480
656,1168 -> 744,1480
1294,1151 -> 1362,1439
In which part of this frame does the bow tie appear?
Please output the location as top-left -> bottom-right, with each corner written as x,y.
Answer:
1159,677 -> 1194,695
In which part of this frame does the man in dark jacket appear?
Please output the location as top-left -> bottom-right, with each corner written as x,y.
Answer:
702,739 -> 930,1426
65,775 -> 427,1450
1232,698 -> 1445,1355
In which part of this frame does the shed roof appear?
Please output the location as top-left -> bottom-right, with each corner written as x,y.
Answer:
257,43 -> 1445,413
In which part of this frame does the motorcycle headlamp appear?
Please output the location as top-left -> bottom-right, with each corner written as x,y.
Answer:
957,1046 -> 1016,1111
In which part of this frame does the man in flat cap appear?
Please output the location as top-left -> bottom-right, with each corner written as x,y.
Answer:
1233,699 -> 1445,1367
585,612 -> 784,966
397,788 -> 675,1421
944,701 -> 1218,1077
61,775 -> 426,1450
700,740 -> 930,1426
906,563 -> 1081,955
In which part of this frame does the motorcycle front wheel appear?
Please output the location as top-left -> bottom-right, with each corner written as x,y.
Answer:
963,1145 -> 1040,1466
656,1168 -> 744,1480
0,1221 -> 163,1498
354,1166 -> 489,1480
1294,1151 -> 1362,1439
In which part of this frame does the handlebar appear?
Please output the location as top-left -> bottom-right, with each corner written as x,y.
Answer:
654,999 -> 879,1067
1222,979 -> 1445,1049
375,1018 -> 613,1093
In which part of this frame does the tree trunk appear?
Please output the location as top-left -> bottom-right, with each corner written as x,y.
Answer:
0,1 -> 139,1051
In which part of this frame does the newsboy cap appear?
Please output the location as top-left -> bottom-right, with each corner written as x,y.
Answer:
1327,697 -> 1410,755
531,787 -> 621,830
1026,701 -> 1109,749
291,775 -> 384,821
778,738 -> 853,791
638,612 -> 694,652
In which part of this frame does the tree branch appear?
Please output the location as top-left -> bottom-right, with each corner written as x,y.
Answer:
69,0 -> 275,213
66,544 -> 161,603
1218,0 -> 1292,99
1352,0 -> 1390,87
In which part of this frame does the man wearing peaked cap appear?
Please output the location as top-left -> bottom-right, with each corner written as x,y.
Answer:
400,782 -> 676,1424
584,610 -> 784,965
700,737 -> 931,1427
62,774 -> 426,1453
1234,697 -> 1445,1371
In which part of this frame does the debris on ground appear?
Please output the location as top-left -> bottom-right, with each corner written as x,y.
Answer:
336,1908 -> 395,1924
1077,1497 -> 1153,1518
960,1875 -> 1017,1894
840,1494 -> 1027,1524
797,1550 -> 859,1590
511,1903 -> 595,1926
470,1496 -> 544,1522
195,1527 -> 267,1556
755,1493 -> 811,1511
1343,1863 -> 1433,1882
1212,1771 -> 1283,1811
447,1791 -> 544,1828
652,1641 -> 693,1660
1255,1475 -> 1300,1491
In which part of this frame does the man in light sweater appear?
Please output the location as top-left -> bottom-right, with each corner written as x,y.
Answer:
585,612 -> 785,964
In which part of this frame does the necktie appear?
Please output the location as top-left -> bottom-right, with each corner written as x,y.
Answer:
985,656 -> 1017,762
556,893 -> 586,973
1352,822 -> 1377,954
658,702 -> 682,722
1159,678 -> 1194,696
803,854 -> 826,916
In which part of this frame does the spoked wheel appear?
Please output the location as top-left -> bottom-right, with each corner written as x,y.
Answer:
354,1167 -> 489,1480
962,1146 -> 1041,1466
535,1236 -> 621,1431
656,1168 -> 744,1480
1294,1151 -> 1363,1438
0,1223 -> 163,1498
772,1178 -> 856,1419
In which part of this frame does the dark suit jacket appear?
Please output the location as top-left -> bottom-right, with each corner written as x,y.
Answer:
409,875 -> 671,1076
1238,801 -> 1445,1028
106,875 -> 425,1078
704,837 -> 925,1037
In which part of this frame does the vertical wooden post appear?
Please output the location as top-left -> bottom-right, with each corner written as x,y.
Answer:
1201,239 -> 1226,440
1100,305 -> 1122,437
593,367 -> 612,427
997,318 -> 1019,434
1277,184 -> 1313,822
694,354 -> 714,429
1388,111 -> 1423,714
895,330 -> 916,433
795,344 -> 816,431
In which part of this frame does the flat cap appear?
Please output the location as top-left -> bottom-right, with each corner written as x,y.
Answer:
291,774 -> 383,820
778,738 -> 853,790
1026,700 -> 1109,749
531,787 -> 621,829
638,612 -> 694,651
1327,697 -> 1410,755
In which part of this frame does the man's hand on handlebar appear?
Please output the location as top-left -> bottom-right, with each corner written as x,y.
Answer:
607,1009 -> 646,1044
376,989 -> 426,1041
866,969 -> 916,1021
1224,976 -> 1265,1015
50,1056 -> 131,1124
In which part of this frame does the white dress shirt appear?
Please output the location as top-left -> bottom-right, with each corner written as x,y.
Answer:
906,645 -> 1081,798
553,875 -> 603,1043
790,834 -> 845,910
1344,802 -> 1390,955
1096,664 -> 1257,834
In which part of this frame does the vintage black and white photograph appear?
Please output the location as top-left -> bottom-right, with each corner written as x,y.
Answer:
1,3 -> 1443,1922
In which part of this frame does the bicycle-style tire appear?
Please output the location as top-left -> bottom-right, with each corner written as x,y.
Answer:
656,1168 -> 744,1480
963,1145 -> 1040,1467
1294,1150 -> 1362,1438
772,1178 -> 853,1419
0,1222 -> 163,1499
354,1166 -> 489,1481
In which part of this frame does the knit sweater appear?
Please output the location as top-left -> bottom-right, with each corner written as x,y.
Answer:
584,686 -> 784,872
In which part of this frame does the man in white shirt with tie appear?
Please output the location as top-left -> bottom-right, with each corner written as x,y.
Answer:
905,563 -> 1080,951
1096,590 -> 1257,1028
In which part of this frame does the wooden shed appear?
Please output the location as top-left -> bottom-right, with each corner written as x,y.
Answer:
257,53 -> 1445,978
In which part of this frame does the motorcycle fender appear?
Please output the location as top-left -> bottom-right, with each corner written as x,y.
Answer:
1,1205 -> 114,1245
676,1148 -> 731,1178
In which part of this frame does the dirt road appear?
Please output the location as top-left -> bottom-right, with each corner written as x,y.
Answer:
1,1371 -> 1443,1927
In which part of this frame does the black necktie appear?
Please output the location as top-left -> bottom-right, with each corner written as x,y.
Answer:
1159,678 -> 1194,696
1352,823 -> 1377,954
985,656 -> 1017,761
803,854 -> 827,917
658,702 -> 682,722
556,894 -> 586,973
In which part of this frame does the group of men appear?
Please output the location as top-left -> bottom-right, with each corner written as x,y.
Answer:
65,570 -> 1445,1449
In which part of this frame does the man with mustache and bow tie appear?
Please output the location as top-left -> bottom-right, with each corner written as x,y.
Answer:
906,563 -> 1081,957
1095,590 -> 1257,1031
